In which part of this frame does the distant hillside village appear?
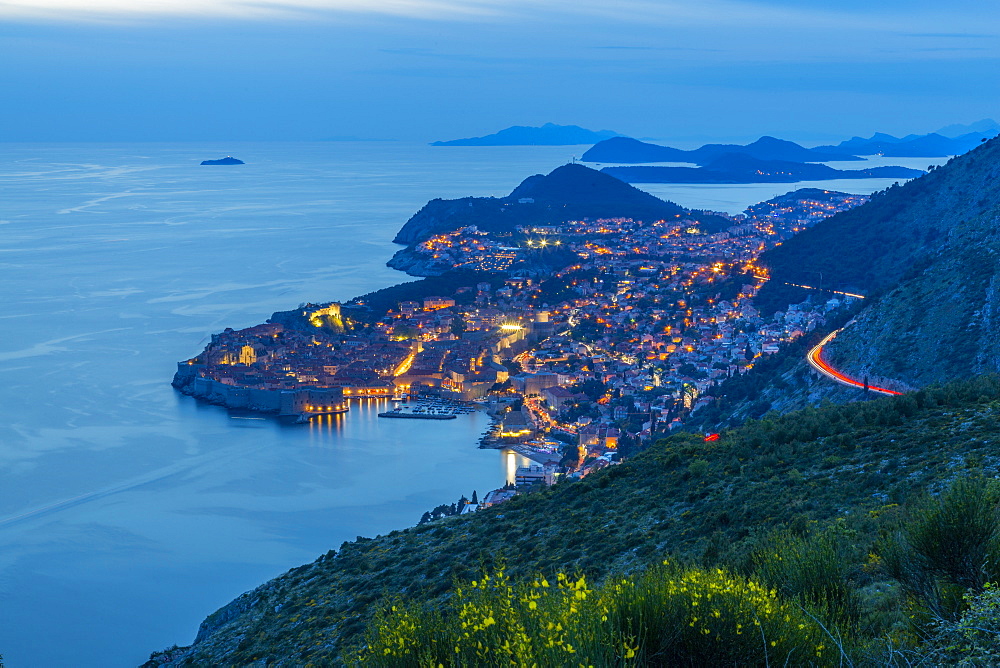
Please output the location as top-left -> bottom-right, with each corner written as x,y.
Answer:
174,187 -> 866,514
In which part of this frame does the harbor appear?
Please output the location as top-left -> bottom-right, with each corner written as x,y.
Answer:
378,396 -> 478,420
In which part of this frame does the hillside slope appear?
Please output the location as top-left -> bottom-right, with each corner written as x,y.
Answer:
150,376 -> 1000,665
392,163 -> 684,244
753,136 -> 1000,388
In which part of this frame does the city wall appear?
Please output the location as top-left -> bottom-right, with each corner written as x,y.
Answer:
172,363 -> 344,415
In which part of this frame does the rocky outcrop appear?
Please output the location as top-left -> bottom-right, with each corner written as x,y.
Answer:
386,247 -> 450,276
393,197 -> 489,245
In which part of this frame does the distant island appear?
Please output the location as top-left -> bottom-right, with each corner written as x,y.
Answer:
934,118 -> 1000,137
602,154 -> 924,184
200,156 -> 244,165
814,129 -> 998,157
431,123 -> 622,146
581,135 -> 862,165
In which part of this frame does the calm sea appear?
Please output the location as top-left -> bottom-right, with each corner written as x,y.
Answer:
0,142 -> 935,667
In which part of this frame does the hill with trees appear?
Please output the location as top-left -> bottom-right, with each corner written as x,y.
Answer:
148,375 -> 1000,665
392,163 -> 686,244
755,134 -> 1000,388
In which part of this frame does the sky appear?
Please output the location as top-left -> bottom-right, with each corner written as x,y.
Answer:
0,0 -> 998,143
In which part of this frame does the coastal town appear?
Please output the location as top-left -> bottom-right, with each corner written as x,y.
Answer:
172,187 -> 867,516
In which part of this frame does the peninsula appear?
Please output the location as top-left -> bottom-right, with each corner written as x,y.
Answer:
173,161 -> 873,443
156,166 -> 906,665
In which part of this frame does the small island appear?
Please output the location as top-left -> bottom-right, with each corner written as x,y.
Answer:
601,155 -> 924,184
201,156 -> 245,165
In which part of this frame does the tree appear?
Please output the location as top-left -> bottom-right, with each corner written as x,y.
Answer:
571,378 -> 608,401
471,490 -> 479,504
678,363 -> 707,380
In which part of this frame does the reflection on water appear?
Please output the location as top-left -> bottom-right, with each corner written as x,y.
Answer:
502,449 -> 535,485
307,412 -> 347,441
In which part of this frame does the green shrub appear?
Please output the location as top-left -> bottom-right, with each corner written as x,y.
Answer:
920,582 -> 1000,666
882,476 -> 1000,619
356,563 -> 843,666
752,528 -> 861,629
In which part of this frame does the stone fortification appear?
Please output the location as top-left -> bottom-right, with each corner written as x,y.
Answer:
172,363 -> 345,415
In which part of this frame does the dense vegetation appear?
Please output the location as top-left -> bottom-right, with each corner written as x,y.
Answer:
751,135 -> 1000,389
393,164 -> 685,244
155,374 -> 1000,665
361,473 -> 1000,666
359,564 -> 833,666
756,136 -> 1000,304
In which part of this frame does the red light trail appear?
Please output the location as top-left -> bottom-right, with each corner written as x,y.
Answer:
806,330 -> 903,396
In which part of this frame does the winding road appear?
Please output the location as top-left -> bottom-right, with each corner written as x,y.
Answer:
806,329 -> 904,396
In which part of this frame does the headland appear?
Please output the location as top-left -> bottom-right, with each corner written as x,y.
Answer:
172,164 -> 873,485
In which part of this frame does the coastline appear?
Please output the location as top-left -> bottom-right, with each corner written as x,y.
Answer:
0,141 -> 601,668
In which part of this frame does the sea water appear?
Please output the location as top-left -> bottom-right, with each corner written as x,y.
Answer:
0,142 -> 933,666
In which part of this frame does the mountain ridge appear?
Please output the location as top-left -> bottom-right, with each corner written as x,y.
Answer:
582,135 -> 861,164
431,123 -> 621,146
815,129 -> 997,157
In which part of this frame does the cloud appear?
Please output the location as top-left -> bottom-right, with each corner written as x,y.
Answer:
0,0 -> 504,22
0,0 -> 934,27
